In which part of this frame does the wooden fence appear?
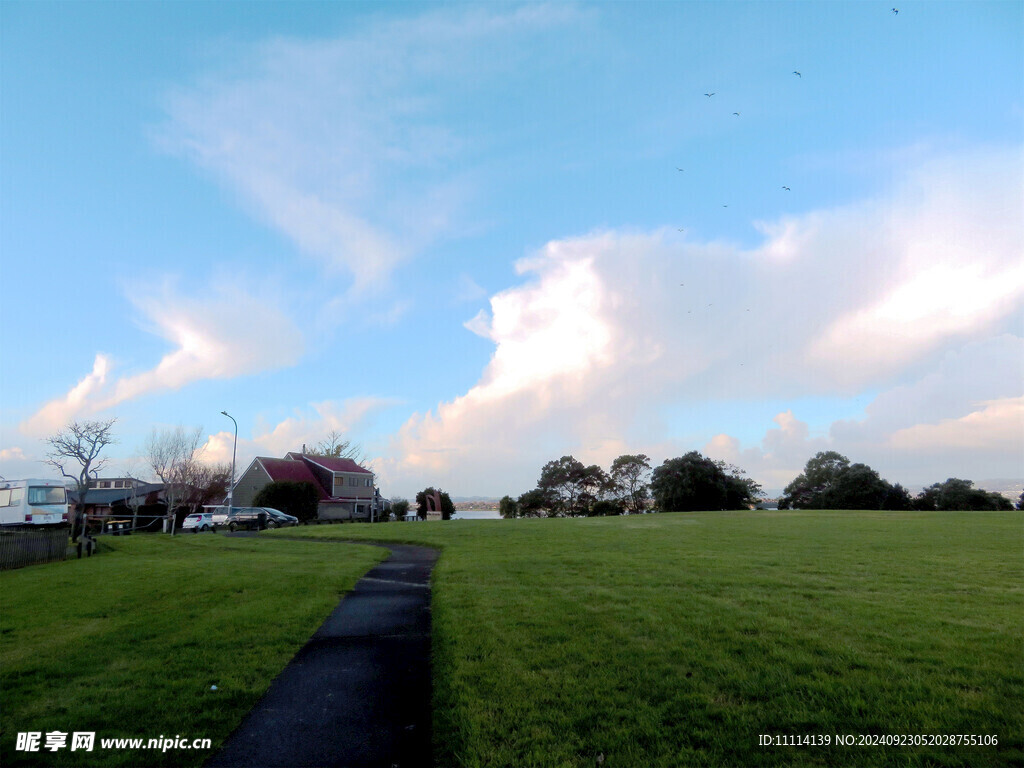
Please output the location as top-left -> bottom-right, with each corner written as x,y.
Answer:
0,526 -> 70,570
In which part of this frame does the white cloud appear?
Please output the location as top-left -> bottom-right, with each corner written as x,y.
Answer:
20,280 -> 303,437
159,5 -> 584,291
889,397 -> 1024,453
379,147 -> 1023,497
201,397 -> 396,471
0,447 -> 27,463
20,355 -> 112,438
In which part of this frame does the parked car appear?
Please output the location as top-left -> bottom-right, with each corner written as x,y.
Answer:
182,512 -> 216,532
225,508 -> 267,532
261,507 -> 299,528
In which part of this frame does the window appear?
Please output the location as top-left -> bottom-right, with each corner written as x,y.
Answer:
28,486 -> 66,505
365,478 -> 372,487
348,477 -> 358,487
0,490 -> 10,507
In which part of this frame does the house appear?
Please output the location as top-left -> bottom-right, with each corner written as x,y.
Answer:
231,452 -> 377,522
69,478 -> 166,529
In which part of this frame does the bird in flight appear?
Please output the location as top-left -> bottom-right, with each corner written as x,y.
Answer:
733,112 -> 740,116
892,7 -> 899,14
677,228 -> 685,232
704,92 -> 715,97
793,70 -> 801,77
676,167 -> 684,172
782,186 -> 791,191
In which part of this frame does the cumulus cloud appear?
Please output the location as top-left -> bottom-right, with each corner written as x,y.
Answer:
201,397 -> 396,471
159,5 -> 584,291
20,280 -> 303,437
381,147 -> 1023,496
889,397 -> 1024,453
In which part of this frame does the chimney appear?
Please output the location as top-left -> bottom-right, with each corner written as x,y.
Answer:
302,443 -> 306,455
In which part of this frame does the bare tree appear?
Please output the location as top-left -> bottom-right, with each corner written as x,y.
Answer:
310,430 -> 365,464
44,419 -> 118,541
182,462 -> 232,516
146,426 -> 203,535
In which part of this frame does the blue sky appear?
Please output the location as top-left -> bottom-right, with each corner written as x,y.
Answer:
2,1 -> 1022,498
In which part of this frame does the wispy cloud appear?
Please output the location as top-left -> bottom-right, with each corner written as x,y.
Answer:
20,279 -> 303,436
158,5 -> 586,292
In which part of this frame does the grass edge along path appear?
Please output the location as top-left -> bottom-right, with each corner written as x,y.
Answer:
278,510 -> 1024,768
0,534 -> 386,768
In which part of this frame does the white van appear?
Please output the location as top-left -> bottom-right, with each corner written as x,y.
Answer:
0,479 -> 68,526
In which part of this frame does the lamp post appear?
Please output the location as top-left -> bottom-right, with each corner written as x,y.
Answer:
221,411 -> 238,514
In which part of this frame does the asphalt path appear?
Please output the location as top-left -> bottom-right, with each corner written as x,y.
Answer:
206,540 -> 440,768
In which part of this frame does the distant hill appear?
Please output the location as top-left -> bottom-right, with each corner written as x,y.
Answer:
976,479 -> 1023,503
452,497 -> 500,511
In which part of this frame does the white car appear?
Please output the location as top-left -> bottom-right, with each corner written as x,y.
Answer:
182,512 -> 216,531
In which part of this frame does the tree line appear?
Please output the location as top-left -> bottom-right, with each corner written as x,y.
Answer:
779,451 -> 1016,511
499,452 -> 763,518
500,450 -> 1019,517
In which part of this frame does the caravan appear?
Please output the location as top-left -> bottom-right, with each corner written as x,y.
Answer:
0,479 -> 68,526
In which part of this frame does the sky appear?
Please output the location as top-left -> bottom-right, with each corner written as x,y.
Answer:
1,1 -> 1022,499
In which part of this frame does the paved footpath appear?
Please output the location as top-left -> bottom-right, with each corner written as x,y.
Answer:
206,542 -> 440,768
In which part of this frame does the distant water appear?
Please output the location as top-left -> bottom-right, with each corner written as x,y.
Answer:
451,509 -> 502,520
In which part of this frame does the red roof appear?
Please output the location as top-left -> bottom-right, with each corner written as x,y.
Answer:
257,458 -> 328,500
291,454 -> 373,475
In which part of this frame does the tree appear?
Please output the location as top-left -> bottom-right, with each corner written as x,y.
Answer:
390,497 -> 410,520
781,452 -> 894,510
880,482 -> 913,511
44,418 -> 117,541
146,426 -> 204,534
516,489 -> 547,517
610,454 -> 651,514
182,462 -> 232,516
252,481 -> 320,521
536,456 -> 587,516
780,451 -> 850,509
826,462 -> 892,510
415,487 -> 454,520
309,430 -> 365,463
650,451 -> 759,512
914,478 -> 1014,511
590,499 -> 624,516
499,495 -> 519,519
1018,490 -> 1024,511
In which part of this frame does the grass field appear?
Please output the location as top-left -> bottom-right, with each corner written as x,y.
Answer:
280,510 -> 1024,767
0,534 -> 386,767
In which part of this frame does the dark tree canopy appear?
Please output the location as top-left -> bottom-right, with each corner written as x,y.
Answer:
252,481 -> 320,521
534,455 -> 612,517
880,482 -> 913,511
499,495 -> 519,519
415,487 -> 454,520
516,489 -> 548,517
390,498 -> 410,520
913,478 -> 1013,511
650,451 -> 760,512
782,451 -> 893,510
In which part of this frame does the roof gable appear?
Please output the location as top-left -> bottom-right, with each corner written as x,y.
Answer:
256,458 -> 329,499
298,455 -> 373,475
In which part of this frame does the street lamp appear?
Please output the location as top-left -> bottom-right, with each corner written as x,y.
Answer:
221,411 -> 238,513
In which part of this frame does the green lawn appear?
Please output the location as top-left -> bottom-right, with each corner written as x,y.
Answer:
281,511 -> 1024,767
3,513 -> 1021,767
0,534 -> 386,767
